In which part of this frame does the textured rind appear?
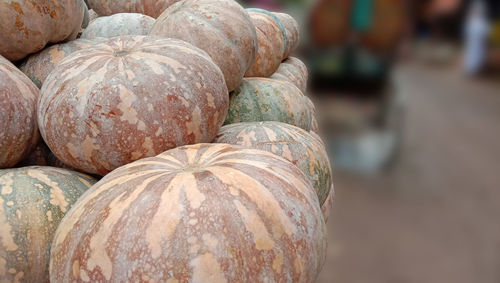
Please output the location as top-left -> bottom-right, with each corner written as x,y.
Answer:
321,185 -> 334,222
150,0 -> 258,91
20,38 -> 107,88
0,56 -> 39,168
273,12 -> 299,59
88,9 -> 99,22
0,0 -> 86,61
245,10 -> 285,78
225,78 -> 315,131
88,0 -> 179,18
38,36 -> 229,176
50,143 -> 327,282
214,121 -> 333,206
81,13 -> 154,39
270,57 -> 308,93
0,166 -> 96,283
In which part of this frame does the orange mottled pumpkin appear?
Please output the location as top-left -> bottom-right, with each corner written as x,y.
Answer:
0,0 -> 86,61
88,0 -> 177,18
0,55 -> 39,168
50,143 -> 327,282
270,57 -> 308,93
38,36 -> 228,175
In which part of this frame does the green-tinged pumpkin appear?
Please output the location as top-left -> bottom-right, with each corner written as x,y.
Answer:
0,56 -> 39,168
214,121 -> 333,206
0,166 -> 97,282
81,13 -> 154,39
273,12 -> 299,59
50,143 -> 326,282
0,0 -> 86,61
88,0 -> 177,18
20,38 -> 107,88
225,78 -> 315,131
38,36 -> 228,176
150,0 -> 258,91
245,9 -> 286,77
270,57 -> 308,93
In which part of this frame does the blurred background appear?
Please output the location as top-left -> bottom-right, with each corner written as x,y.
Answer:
241,0 -> 500,282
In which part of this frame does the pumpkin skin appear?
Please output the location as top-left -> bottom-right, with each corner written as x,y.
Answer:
20,38 -> 107,88
214,121 -> 333,206
150,0 -> 258,91
270,57 -> 308,93
0,56 -> 39,168
81,13 -> 154,39
88,0 -> 177,18
245,9 -> 286,78
49,143 -> 327,282
225,78 -> 315,131
88,9 -> 99,22
273,12 -> 299,59
0,166 -> 97,283
38,36 -> 228,176
0,0 -> 86,61
321,185 -> 334,222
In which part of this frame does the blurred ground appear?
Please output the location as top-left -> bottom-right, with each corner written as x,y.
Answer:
318,61 -> 500,283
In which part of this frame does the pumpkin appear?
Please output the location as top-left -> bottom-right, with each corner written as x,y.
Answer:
20,38 -> 107,88
214,121 -> 333,206
321,185 -> 335,222
0,166 -> 97,282
0,56 -> 39,168
88,0 -> 177,18
81,13 -> 154,39
0,0 -> 86,61
273,12 -> 299,59
150,0 -> 258,91
49,143 -> 326,282
88,9 -> 99,22
225,78 -> 315,131
270,57 -> 308,93
245,9 -> 286,78
38,36 -> 228,176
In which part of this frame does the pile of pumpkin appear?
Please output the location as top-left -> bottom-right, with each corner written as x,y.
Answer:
0,0 -> 333,282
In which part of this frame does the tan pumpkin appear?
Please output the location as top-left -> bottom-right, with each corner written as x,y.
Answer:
0,0 -> 86,61
245,9 -> 286,78
150,0 -> 258,91
50,143 -> 327,282
20,38 -> 107,88
88,0 -> 177,18
81,13 -> 154,39
270,57 -> 308,93
38,36 -> 228,176
273,12 -> 300,58
0,55 -> 39,168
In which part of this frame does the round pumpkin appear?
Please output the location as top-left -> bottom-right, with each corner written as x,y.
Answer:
0,56 -> 39,168
88,0 -> 177,18
20,38 -> 107,88
49,143 -> 326,282
270,57 -> 308,93
0,0 -> 86,61
81,13 -> 154,39
0,166 -> 97,282
38,36 -> 228,176
214,121 -> 333,206
245,9 -> 286,78
225,78 -> 315,131
273,12 -> 299,59
150,0 -> 258,91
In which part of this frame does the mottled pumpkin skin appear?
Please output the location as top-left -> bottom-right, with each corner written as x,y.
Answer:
0,56 -> 39,168
270,57 -> 308,93
225,78 -> 315,131
245,9 -> 286,78
0,166 -> 96,283
81,13 -> 154,40
88,0 -> 177,18
273,12 -> 299,59
0,0 -> 86,61
50,143 -> 326,282
214,121 -> 333,206
88,9 -> 99,22
321,185 -> 334,222
38,36 -> 228,176
150,0 -> 258,91
20,38 -> 107,88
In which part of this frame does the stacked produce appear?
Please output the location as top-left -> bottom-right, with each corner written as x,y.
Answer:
0,0 -> 334,281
